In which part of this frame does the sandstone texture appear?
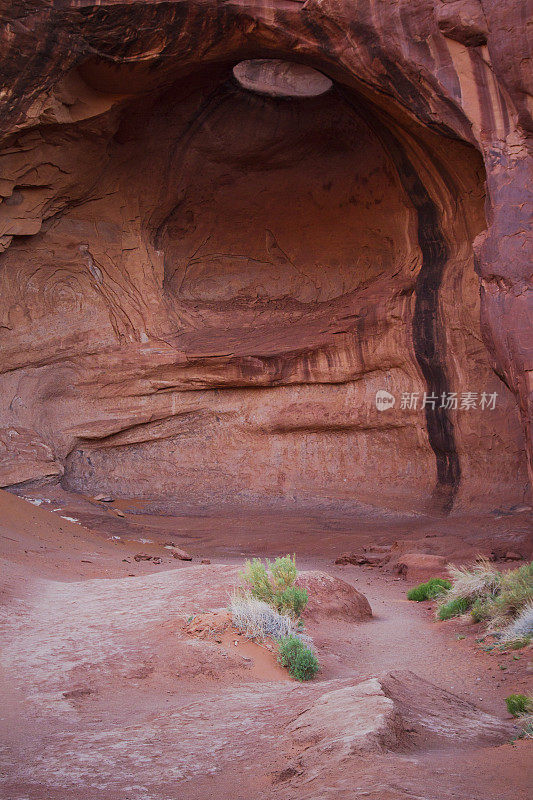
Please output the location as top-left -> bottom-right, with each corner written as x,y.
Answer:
0,0 -> 531,514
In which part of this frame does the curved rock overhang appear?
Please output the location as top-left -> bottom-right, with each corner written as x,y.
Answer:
0,0 -> 530,513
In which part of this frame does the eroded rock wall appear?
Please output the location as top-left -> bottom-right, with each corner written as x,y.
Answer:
0,0 -> 530,512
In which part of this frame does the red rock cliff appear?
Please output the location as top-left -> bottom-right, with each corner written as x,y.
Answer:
0,0 -> 531,512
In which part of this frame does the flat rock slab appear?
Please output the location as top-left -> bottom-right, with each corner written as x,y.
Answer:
379,670 -> 516,747
288,677 -> 401,756
285,669 -> 515,782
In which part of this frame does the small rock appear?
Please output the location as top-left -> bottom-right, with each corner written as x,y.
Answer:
115,509 -> 125,518
134,553 -> 153,562
63,688 -> 92,699
152,557 -> 162,564
164,541 -> 176,547
172,547 -> 192,561
201,558 -> 211,564
363,544 -> 391,553
185,610 -> 231,640
94,494 -> 114,502
334,552 -> 357,565
504,550 -> 522,561
335,550 -> 387,567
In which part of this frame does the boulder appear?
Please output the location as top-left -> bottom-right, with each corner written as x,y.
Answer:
297,571 -> 372,621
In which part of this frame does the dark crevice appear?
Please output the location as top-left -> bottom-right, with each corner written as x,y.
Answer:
340,88 -> 461,513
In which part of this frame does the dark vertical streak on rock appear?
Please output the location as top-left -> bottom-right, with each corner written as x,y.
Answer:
340,89 -> 461,512
410,172 -> 462,513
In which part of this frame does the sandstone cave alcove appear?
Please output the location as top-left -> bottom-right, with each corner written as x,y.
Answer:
2,6 -> 531,798
1,54 -> 528,513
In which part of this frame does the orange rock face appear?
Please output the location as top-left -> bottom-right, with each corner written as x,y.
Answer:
0,0 -> 531,513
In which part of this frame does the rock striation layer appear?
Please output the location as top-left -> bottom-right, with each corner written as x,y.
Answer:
0,0 -> 531,513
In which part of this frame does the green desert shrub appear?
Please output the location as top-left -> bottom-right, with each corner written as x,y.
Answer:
240,555 -> 308,617
235,555 -> 318,678
270,554 -> 298,592
277,635 -> 319,681
470,596 -> 493,623
240,558 -> 275,605
407,578 -> 451,602
504,636 -> 531,650
505,694 -> 532,717
437,596 -> 471,620
278,585 -> 309,617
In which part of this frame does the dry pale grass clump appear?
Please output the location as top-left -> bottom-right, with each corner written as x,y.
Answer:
488,564 -> 533,630
229,595 -> 313,647
229,595 -> 294,639
445,558 -> 501,603
517,716 -> 533,739
436,559 -> 533,633
500,600 -> 533,642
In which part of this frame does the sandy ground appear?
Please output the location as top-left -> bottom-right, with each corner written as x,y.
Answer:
0,486 -> 531,799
